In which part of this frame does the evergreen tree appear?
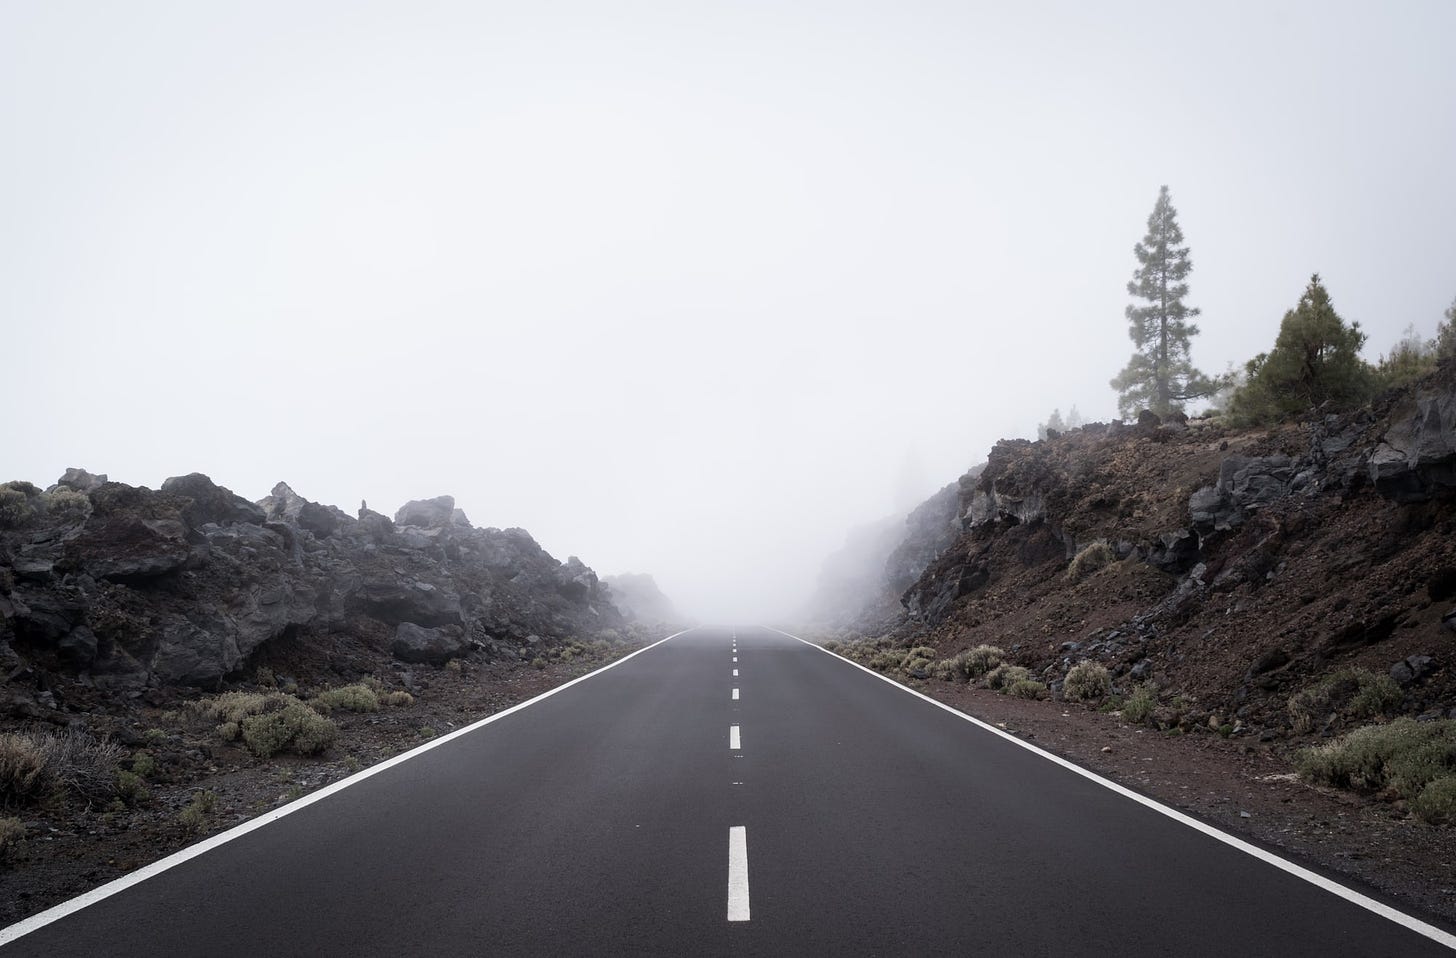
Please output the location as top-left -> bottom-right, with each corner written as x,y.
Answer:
1435,297 -> 1456,360
1110,186 -> 1218,418
1230,274 -> 1372,423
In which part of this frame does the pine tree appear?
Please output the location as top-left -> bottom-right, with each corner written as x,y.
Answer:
1230,274 -> 1372,423
1110,186 -> 1218,418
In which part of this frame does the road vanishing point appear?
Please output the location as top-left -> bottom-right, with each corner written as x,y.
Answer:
3,627 -> 1453,957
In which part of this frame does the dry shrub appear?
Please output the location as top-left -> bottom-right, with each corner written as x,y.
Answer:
1066,541 -> 1114,582
1064,661 -> 1113,702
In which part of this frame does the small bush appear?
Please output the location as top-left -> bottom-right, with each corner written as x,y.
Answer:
0,736 -> 49,805
963,645 -> 1005,679
1008,679 -> 1048,700
114,769 -> 148,806
254,666 -> 277,688
0,729 -> 124,805
216,721 -> 241,742
178,790 -> 217,832
240,701 -> 338,758
44,488 -> 90,521
312,684 -> 380,714
0,487 -> 33,528
0,816 -> 25,863
419,726 -> 437,739
1412,776 -> 1456,825
985,663 -> 1031,691
382,691 -> 414,707
184,691 -> 274,725
142,728 -> 168,747
1067,541 -> 1114,582
130,751 -> 158,780
1288,668 -> 1403,734
1064,662 -> 1113,702
1298,718 -> 1456,808
1122,683 -> 1158,725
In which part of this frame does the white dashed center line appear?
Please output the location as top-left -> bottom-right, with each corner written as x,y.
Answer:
732,668 -> 738,677
732,688 -> 739,701
727,826 -> 750,922
729,725 -> 741,750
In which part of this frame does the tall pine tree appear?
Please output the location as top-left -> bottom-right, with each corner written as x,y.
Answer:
1110,186 -> 1218,418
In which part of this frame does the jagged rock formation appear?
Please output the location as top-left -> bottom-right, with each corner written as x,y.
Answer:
0,473 -> 624,694
602,573 -> 683,625
809,474 -> 975,630
883,364 -> 1456,734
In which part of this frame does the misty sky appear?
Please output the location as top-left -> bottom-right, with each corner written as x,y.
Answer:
4,1 -> 1454,622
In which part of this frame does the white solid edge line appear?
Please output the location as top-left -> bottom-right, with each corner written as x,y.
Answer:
727,825 -> 750,921
729,725 -> 741,750
0,628 -> 698,948
764,626 -> 1456,952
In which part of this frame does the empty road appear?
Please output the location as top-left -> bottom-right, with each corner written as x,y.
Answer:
3,627 -> 1452,956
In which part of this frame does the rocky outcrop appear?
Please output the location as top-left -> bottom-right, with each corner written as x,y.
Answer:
1368,390 -> 1456,502
603,573 -> 682,625
0,471 -> 625,692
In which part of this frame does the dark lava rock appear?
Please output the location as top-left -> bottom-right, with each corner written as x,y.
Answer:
391,622 -> 470,665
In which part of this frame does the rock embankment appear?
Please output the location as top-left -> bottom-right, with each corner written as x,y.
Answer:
0,473 -> 624,702
854,363 -> 1456,739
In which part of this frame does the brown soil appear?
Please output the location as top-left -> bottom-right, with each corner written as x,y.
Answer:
0,636 -> 666,928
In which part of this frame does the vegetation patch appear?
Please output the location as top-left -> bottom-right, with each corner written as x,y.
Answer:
1007,679 -> 1048,700
985,663 -> 1031,691
1063,662 -> 1113,703
0,816 -> 24,864
1122,683 -> 1158,725
1066,541 -> 1114,582
239,700 -> 338,758
1287,668 -> 1402,734
178,790 -> 217,833
0,729 -> 124,806
311,683 -> 380,714
1298,718 -> 1456,824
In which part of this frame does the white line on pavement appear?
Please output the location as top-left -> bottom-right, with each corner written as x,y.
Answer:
0,629 -> 700,948
732,688 -> 740,700
729,725 -> 741,749
766,626 -> 1456,952
732,668 -> 738,677
727,826 -> 750,922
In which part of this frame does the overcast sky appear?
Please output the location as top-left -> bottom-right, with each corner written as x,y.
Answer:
3,1 -> 1454,622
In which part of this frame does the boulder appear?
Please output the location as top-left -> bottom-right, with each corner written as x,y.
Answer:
161,473 -> 266,527
1369,389 -> 1456,502
391,622 -> 469,665
395,496 -> 457,529
48,467 -> 107,494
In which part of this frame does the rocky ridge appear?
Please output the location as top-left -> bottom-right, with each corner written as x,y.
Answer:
0,472 -> 626,707
830,363 -> 1456,739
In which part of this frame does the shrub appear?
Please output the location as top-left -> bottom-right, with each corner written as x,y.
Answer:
1412,776 -> 1456,826
1122,683 -> 1158,725
985,664 -> 1031,691
0,487 -> 32,528
312,684 -> 380,714
1297,718 -> 1456,800
184,691 -> 274,725
1008,679 -> 1048,700
240,701 -> 338,758
43,488 -> 90,522
114,769 -> 148,806
382,691 -> 414,707
0,736 -> 49,805
962,645 -> 1004,679
1064,662 -> 1113,702
1066,541 -> 1114,582
179,790 -> 217,832
216,722 -> 241,743
0,816 -> 25,863
130,751 -> 158,780
1288,668 -> 1403,734
0,729 -> 124,805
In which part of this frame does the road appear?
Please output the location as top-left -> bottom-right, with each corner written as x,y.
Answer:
3,627 -> 1453,956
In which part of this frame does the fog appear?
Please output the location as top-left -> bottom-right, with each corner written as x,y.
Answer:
4,2 -> 1454,622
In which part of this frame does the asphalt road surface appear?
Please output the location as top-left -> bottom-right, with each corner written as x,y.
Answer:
3,627 -> 1453,956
